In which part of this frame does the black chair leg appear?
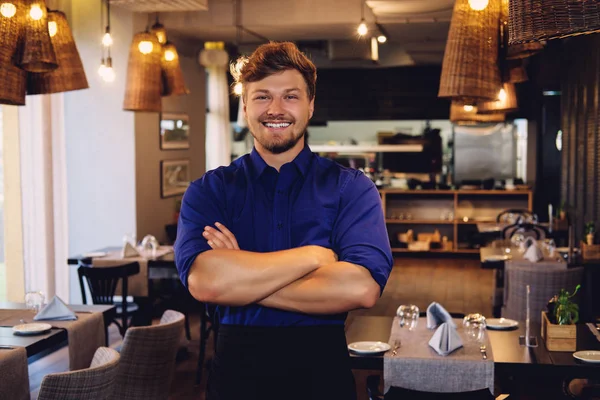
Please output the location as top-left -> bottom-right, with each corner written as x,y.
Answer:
184,313 -> 191,341
196,311 -> 208,385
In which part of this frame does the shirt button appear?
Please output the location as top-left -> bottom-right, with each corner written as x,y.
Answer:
277,222 -> 283,229
277,190 -> 283,195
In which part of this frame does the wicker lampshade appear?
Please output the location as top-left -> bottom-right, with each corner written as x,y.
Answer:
0,0 -> 27,105
477,82 -> 518,113
450,101 -> 506,124
151,21 -> 167,45
161,42 -> 189,97
507,41 -> 545,59
123,31 -> 162,112
439,0 -> 503,103
19,0 -> 58,72
508,60 -> 528,83
27,10 -> 88,95
509,0 -> 600,44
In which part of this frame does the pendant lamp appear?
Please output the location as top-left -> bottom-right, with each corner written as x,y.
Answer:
509,0 -> 600,44
123,31 -> 162,112
439,0 -> 502,103
0,0 -> 26,105
161,42 -> 189,96
450,101 -> 506,124
477,82 -> 518,113
507,41 -> 544,59
508,60 -> 528,83
19,0 -> 58,72
27,10 -> 88,94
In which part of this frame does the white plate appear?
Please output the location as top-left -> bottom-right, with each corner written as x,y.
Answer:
556,247 -> 579,253
486,318 -> 519,330
12,323 -> 52,336
483,254 -> 512,262
348,341 -> 391,355
83,251 -> 107,258
573,351 -> 600,363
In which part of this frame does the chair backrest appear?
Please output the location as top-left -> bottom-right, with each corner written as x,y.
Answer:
37,347 -> 120,400
78,262 -> 140,305
114,310 -> 185,400
502,223 -> 549,241
496,209 -> 535,223
502,261 -> 584,323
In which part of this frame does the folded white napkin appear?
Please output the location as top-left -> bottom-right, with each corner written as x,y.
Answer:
122,241 -> 141,258
428,322 -> 463,356
523,243 -> 544,262
34,296 -> 77,321
426,302 -> 456,329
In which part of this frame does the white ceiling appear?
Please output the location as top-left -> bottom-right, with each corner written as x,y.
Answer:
112,0 -> 454,65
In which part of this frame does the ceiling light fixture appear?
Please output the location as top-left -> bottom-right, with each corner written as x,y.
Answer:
151,14 -> 167,45
29,4 -> 42,20
357,0 -> 367,36
375,22 -> 389,44
0,2 -> 16,18
468,0 -> 489,11
99,0 -> 114,83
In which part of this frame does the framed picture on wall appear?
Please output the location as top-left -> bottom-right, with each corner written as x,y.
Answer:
160,113 -> 190,150
161,159 -> 191,198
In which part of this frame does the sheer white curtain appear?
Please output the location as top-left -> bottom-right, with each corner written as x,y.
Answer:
199,46 -> 232,171
18,94 -> 69,300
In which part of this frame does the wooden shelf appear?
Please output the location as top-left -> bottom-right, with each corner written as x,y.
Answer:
454,249 -> 481,254
382,189 -> 455,195
391,248 -> 454,253
386,220 -> 454,224
456,190 -> 531,195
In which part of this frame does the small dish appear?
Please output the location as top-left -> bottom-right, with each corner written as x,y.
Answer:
348,341 -> 391,355
12,323 -> 52,336
83,251 -> 107,258
483,254 -> 512,262
573,350 -> 600,363
486,318 -> 519,330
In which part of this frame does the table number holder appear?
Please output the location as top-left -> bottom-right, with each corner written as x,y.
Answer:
519,284 -> 538,347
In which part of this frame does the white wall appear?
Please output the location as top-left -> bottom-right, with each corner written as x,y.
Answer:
63,0 -> 136,301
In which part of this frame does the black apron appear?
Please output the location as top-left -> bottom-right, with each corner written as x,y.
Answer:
207,324 -> 357,400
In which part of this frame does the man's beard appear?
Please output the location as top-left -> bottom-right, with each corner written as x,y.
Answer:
252,128 -> 306,154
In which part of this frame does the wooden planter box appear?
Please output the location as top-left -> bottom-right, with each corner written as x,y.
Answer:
541,311 -> 577,351
581,241 -> 600,261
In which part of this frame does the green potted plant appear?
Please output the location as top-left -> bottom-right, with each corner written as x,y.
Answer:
585,221 -> 595,245
542,285 -> 580,351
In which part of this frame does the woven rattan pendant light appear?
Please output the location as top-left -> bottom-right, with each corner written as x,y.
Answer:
19,0 -> 58,72
27,10 -> 88,94
450,101 -> 506,124
0,0 -> 27,105
477,82 -> 518,113
508,60 -> 528,83
439,0 -> 502,103
123,31 -> 162,112
508,0 -> 600,44
507,41 -> 544,59
161,42 -> 189,96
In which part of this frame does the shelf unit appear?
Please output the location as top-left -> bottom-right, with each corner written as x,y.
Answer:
381,189 -> 533,254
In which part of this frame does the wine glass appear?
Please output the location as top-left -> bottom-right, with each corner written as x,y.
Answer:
463,313 -> 487,343
25,291 -> 45,313
397,304 -> 420,331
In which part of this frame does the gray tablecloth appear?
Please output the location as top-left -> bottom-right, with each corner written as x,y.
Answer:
384,317 -> 494,394
0,309 -> 105,371
0,347 -> 30,400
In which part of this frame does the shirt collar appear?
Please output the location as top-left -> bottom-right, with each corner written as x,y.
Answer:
248,143 -> 313,180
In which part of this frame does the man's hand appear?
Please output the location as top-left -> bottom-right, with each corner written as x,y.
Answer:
203,222 -> 239,250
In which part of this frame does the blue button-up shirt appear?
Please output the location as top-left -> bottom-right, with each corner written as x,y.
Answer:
175,144 -> 393,326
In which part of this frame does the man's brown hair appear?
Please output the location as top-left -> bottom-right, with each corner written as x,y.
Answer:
231,42 -> 317,100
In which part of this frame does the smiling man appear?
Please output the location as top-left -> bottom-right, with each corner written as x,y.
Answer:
175,42 -> 393,400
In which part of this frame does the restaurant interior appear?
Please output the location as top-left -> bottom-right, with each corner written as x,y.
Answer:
1,0 -> 600,399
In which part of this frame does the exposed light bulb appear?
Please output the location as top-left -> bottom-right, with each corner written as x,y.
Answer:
377,35 -> 387,44
98,62 -> 107,78
155,31 -> 166,45
164,49 -> 176,61
138,40 -> 153,54
48,21 -> 57,37
102,32 -> 113,47
233,82 -> 243,96
29,4 -> 43,20
357,21 -> 368,36
468,0 -> 489,11
103,67 -> 115,82
463,105 -> 474,112
498,88 -> 507,102
0,3 -> 17,18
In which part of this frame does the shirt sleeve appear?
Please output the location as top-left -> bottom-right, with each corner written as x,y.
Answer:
174,172 -> 227,288
331,171 -> 393,294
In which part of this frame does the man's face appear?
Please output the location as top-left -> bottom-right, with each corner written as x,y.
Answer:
244,69 -> 314,155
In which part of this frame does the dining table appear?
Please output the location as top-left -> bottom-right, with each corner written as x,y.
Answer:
345,316 -> 600,396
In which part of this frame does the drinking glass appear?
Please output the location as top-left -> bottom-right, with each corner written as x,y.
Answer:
397,304 -> 420,331
463,313 -> 487,343
25,291 -> 45,313
141,234 -> 160,258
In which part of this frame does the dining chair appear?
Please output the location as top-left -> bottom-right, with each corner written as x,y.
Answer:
502,261 -> 584,323
367,375 -> 499,400
501,222 -> 549,241
113,309 -> 185,400
496,209 -> 535,224
37,347 -> 120,400
78,261 -> 140,341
